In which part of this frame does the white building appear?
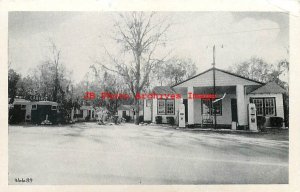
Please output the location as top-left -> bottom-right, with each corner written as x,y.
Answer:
143,67 -> 286,129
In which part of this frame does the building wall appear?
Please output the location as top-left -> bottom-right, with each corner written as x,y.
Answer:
143,100 -> 152,121
247,93 -> 284,127
152,98 -> 180,124
77,108 -> 95,121
193,94 -> 236,125
246,93 -> 284,118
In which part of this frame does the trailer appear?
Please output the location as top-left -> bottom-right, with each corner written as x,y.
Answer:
30,101 -> 58,124
9,99 -> 31,124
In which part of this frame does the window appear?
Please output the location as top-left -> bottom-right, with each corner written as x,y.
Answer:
146,99 -> 152,107
51,105 -> 57,110
202,99 -> 212,115
252,98 -> 264,115
21,105 -> 26,110
158,100 -> 166,115
265,98 -> 275,116
201,99 -> 222,115
250,97 -> 276,116
32,104 -> 37,110
213,100 -> 222,115
157,99 -> 175,115
166,100 -> 175,115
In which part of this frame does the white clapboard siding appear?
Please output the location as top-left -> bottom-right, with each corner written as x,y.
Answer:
247,93 -> 284,118
173,69 -> 261,88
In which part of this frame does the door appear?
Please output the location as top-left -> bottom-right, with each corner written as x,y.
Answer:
231,98 -> 238,122
183,99 -> 188,122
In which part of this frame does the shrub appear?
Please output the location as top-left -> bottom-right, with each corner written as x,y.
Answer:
139,115 -> 144,123
270,116 -> 283,127
257,116 -> 266,129
155,116 -> 162,124
166,116 -> 175,125
124,115 -> 131,122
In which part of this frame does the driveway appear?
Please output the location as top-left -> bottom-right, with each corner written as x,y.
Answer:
8,123 -> 288,184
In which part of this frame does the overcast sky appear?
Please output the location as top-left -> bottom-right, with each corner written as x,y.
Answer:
9,12 -> 289,83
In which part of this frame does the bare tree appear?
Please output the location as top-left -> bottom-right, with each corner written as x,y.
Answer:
48,39 -> 61,102
95,12 -> 170,124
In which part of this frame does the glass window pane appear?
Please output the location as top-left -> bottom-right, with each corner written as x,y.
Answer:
158,100 -> 165,115
202,99 -> 211,115
264,98 -> 275,116
166,100 -> 174,115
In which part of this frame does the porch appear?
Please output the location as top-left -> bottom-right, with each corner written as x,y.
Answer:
173,85 -> 250,129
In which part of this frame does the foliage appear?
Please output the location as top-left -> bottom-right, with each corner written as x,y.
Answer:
230,57 -> 272,83
269,117 -> 284,127
166,116 -> 175,125
124,115 -> 131,122
139,115 -> 144,123
8,40 -> 79,124
153,57 -> 198,86
8,69 -> 20,104
257,116 -> 266,130
155,116 -> 162,124
230,56 -> 288,87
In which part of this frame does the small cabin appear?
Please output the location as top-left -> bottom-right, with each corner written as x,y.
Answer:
76,106 -> 96,121
117,104 -> 143,122
9,99 -> 31,124
9,99 -> 58,124
30,101 -> 58,124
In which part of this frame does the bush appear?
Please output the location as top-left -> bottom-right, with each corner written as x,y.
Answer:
166,116 -> 175,125
139,115 -> 144,123
155,116 -> 162,124
270,116 -> 283,127
124,115 -> 131,122
257,116 -> 266,129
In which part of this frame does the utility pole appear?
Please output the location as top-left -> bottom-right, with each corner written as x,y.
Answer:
212,45 -> 217,129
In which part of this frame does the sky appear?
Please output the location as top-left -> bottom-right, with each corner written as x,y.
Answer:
8,12 -> 289,83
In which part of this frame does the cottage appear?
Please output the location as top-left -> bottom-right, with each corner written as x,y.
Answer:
117,104 -> 143,122
143,67 -> 286,129
76,105 -> 96,121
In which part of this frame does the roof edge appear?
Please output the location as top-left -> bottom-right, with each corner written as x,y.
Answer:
171,68 -> 213,88
171,67 -> 264,88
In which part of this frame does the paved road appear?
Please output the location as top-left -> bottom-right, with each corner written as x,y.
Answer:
8,123 -> 288,184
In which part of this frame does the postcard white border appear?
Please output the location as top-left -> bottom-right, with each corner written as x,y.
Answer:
0,0 -> 299,191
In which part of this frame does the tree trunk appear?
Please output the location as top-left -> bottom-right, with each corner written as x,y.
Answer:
134,99 -> 139,125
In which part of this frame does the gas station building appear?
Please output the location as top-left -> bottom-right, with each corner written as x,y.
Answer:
143,67 -> 286,130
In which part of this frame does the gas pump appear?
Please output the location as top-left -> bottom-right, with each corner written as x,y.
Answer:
248,103 -> 258,131
179,102 -> 186,128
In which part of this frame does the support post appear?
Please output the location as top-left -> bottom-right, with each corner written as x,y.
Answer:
188,87 -> 194,125
236,85 -> 247,128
